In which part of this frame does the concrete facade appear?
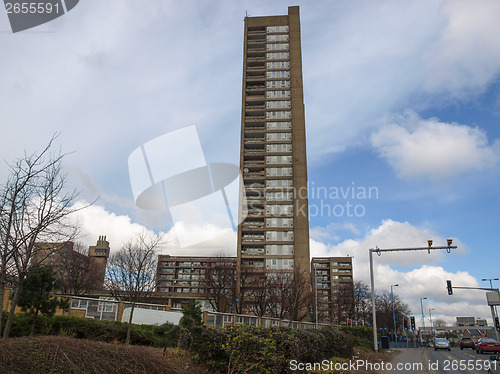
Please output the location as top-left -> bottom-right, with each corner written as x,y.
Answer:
311,257 -> 354,324
237,6 -> 310,300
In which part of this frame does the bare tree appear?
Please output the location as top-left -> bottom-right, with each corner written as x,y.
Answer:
375,289 -> 411,333
286,267 -> 312,321
331,282 -> 354,325
268,272 -> 292,319
58,242 -> 101,296
0,135 -> 81,338
434,319 -> 447,327
353,280 -> 371,324
105,231 -> 163,345
203,255 -> 237,313
245,273 -> 273,317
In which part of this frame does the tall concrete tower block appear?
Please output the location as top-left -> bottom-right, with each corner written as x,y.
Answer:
237,6 -> 310,293
88,235 -> 110,289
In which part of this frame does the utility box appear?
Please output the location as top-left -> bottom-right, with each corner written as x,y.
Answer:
380,336 -> 390,349
487,291 -> 500,306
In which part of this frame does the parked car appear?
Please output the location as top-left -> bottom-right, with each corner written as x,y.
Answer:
475,338 -> 500,354
460,337 -> 475,350
434,338 -> 451,351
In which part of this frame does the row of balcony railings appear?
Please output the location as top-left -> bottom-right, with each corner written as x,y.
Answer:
245,196 -> 265,202
245,97 -> 266,104
243,139 -> 292,145
244,138 -> 265,143
246,65 -> 265,71
243,148 -> 265,154
245,131 -> 292,137
244,182 -> 264,188
244,158 -> 292,165
246,76 -> 265,82
241,236 -> 265,241
246,82 -> 265,88
244,125 -> 266,131
246,56 -> 291,63
241,248 -> 265,255
244,161 -> 265,166
245,104 -> 265,110
203,311 -> 330,330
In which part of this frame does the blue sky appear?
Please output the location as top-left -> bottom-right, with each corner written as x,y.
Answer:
1,0 -> 500,326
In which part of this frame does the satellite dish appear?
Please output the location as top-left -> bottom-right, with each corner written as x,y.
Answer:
243,168 -> 249,173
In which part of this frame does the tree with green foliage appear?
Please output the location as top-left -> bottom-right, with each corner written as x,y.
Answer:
16,266 -> 69,336
179,300 -> 202,328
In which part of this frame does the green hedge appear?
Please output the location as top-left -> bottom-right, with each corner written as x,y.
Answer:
1,311 -> 180,347
181,325 -> 354,373
339,326 -> 373,350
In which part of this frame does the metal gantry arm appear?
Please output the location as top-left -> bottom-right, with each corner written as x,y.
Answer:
369,242 -> 457,352
448,283 -> 500,341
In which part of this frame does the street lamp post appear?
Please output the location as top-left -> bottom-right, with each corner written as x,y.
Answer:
482,278 -> 499,289
369,240 -> 456,352
391,284 -> 399,348
429,308 -> 435,340
420,297 -> 427,346
314,266 -> 319,329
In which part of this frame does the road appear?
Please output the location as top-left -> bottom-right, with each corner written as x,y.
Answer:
381,347 -> 499,374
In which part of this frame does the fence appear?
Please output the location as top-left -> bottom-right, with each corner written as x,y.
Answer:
67,296 -> 334,330
68,295 -> 181,322
203,310 -> 332,330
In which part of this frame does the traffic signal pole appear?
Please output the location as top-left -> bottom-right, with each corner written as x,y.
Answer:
369,248 -> 377,352
490,305 -> 500,342
369,241 -> 457,352
447,282 -> 500,341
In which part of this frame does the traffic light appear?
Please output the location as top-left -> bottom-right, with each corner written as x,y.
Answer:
358,321 -> 363,326
403,316 -> 409,330
347,320 -> 352,327
495,317 -> 500,331
446,280 -> 453,295
410,316 -> 416,331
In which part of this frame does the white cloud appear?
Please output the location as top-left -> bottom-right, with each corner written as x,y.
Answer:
302,0 -> 500,160
167,221 -> 237,257
3,0 -> 500,180
309,219 -> 492,324
70,200 -> 236,256
423,0 -> 500,97
311,218 -> 467,264
71,201 -> 153,251
310,222 -> 360,242
371,110 -> 500,181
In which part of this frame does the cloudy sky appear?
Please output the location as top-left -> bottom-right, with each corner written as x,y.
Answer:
1,0 -> 500,327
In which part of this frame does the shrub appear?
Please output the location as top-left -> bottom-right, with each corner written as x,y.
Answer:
339,326 -> 372,350
0,336 -> 210,374
1,312 -> 180,348
181,325 -> 354,373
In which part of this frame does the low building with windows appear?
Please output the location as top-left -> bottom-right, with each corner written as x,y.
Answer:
156,254 -> 237,310
33,236 -> 110,293
156,254 -> 355,321
311,257 -> 354,324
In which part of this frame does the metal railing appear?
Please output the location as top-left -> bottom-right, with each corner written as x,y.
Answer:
203,310 -> 331,330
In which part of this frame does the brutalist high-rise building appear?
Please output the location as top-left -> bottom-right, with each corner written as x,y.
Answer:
237,6 -> 310,300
